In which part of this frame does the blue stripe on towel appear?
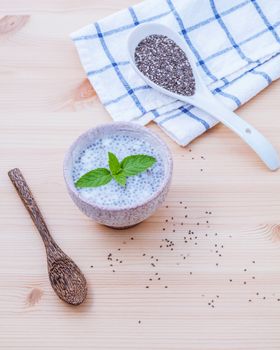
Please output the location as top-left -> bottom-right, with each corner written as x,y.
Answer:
158,106 -> 210,130
202,20 -> 280,64
251,0 -> 280,43
166,0 -> 218,82
186,0 -> 251,32
87,61 -> 130,76
209,0 -> 253,64
73,11 -> 171,42
104,85 -> 151,106
250,70 -> 272,84
95,22 -> 146,114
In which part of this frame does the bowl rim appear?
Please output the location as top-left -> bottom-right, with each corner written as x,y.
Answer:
63,122 -> 173,212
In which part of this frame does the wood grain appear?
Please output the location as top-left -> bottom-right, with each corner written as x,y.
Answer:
0,15 -> 29,35
0,4 -> 280,350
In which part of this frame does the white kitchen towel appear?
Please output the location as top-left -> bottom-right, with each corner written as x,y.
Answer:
71,0 -> 280,146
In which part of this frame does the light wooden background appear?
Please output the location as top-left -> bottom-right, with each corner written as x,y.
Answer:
1,2 -> 280,349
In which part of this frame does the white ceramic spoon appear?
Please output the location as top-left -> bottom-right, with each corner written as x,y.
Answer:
127,23 -> 280,171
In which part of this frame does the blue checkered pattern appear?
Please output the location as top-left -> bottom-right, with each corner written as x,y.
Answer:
71,0 -> 280,146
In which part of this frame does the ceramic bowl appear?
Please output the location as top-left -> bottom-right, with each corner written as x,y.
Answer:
63,122 -> 173,229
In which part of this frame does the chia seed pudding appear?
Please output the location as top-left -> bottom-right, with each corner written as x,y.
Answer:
72,132 -> 165,209
134,34 -> 196,96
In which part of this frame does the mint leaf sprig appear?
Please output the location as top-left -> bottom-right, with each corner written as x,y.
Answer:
75,152 -> 156,188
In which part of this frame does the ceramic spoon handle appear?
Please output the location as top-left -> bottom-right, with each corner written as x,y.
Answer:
8,168 -> 54,247
195,97 -> 280,171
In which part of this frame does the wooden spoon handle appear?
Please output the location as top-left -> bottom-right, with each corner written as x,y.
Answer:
8,168 -> 54,248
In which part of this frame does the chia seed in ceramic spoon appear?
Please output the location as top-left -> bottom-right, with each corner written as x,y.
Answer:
134,34 -> 196,96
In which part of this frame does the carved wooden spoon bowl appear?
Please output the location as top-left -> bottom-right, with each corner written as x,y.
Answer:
8,168 -> 87,306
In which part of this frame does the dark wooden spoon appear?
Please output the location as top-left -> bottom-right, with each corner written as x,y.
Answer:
8,168 -> 87,306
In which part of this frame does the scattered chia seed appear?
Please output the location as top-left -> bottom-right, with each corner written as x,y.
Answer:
102,206 -> 274,310
135,34 -> 196,96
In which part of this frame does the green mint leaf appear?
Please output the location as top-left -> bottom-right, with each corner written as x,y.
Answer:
75,168 -> 112,188
108,152 -> 121,175
121,154 -> 156,176
112,171 -> 126,187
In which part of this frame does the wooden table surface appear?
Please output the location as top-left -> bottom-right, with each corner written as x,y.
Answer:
1,2 -> 280,349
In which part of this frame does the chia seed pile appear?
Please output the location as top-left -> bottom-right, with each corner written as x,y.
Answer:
72,133 -> 165,208
134,34 -> 196,96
